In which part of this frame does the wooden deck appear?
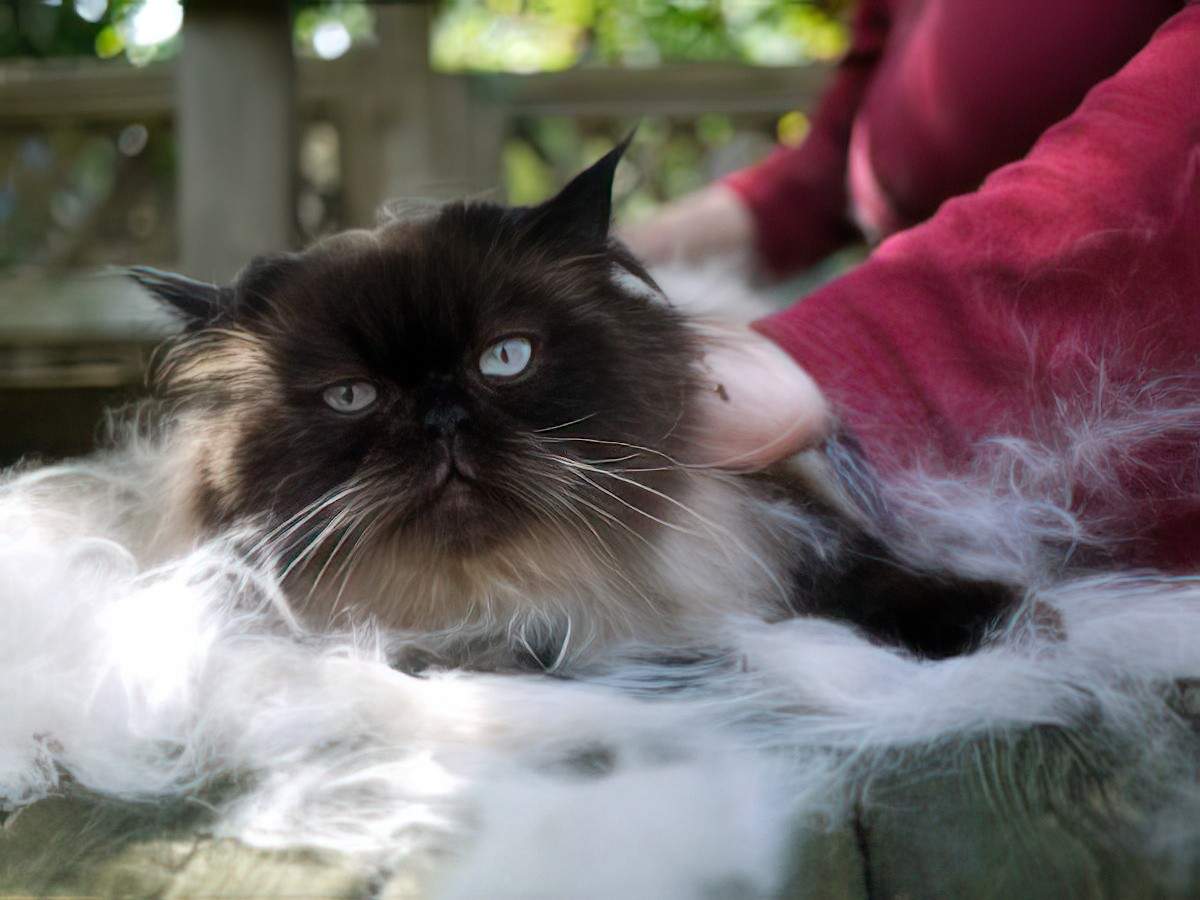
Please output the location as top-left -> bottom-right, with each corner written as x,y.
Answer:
4,720 -> 1197,898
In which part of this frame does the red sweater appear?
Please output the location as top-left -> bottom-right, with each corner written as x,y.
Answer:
727,2 -> 1200,568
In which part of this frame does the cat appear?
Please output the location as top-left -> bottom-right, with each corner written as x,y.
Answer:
129,138 -> 1013,670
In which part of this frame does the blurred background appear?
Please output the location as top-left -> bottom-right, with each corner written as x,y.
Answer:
0,0 -> 849,464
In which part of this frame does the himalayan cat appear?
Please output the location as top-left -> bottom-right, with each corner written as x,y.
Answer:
130,139 -> 1011,669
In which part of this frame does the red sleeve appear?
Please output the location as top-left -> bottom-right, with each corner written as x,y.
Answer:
722,0 -> 889,277
753,7 -> 1200,560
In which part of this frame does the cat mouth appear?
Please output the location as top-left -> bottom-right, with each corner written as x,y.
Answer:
432,471 -> 476,505
412,449 -> 517,556
423,450 -> 487,518
419,471 -> 502,555
428,449 -> 477,494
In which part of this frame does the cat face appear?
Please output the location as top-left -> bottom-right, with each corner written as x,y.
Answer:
136,142 -> 701,582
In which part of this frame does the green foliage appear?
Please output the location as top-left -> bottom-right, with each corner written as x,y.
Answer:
0,0 -> 178,64
1,0 -> 848,71
0,0 -> 109,59
433,0 -> 850,72
0,1 -> 376,63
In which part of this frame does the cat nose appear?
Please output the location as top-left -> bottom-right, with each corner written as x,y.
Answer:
424,402 -> 469,437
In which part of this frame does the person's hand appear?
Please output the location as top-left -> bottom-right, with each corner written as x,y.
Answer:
688,322 -> 831,470
619,185 -> 827,467
619,184 -> 756,267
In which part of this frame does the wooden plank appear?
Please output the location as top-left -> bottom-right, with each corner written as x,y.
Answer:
0,796 -> 372,898
5,723 -> 1200,897
0,57 -> 826,124
778,820 -> 869,900
0,60 -> 175,121
0,273 -> 172,345
860,727 -> 1200,898
480,63 -> 828,117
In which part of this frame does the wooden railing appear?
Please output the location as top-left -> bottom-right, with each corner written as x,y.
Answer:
0,4 -> 826,427
1,6 -> 825,272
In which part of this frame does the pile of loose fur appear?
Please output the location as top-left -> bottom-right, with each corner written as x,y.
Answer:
4,280 -> 1200,895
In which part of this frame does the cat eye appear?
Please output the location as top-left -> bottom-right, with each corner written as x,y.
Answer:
479,336 -> 533,379
322,380 -> 378,414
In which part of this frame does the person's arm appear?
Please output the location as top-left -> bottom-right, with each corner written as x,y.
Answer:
622,0 -> 890,274
721,0 -> 889,276
750,4 -> 1200,477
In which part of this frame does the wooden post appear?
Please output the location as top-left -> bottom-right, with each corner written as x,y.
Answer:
177,0 -> 294,282
337,4 -> 502,228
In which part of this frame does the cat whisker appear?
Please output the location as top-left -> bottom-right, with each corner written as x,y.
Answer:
496,472 -> 668,622
279,504 -> 356,585
306,502 -> 380,602
248,481 -> 365,560
535,452 -> 705,538
556,500 -> 670,619
670,425 -> 809,471
535,435 -> 683,466
534,428 -> 799,475
522,484 -> 624,569
330,499 -> 397,611
557,456 -> 792,607
269,490 -> 361,558
502,481 -> 619,573
274,480 -> 378,585
530,413 -> 599,433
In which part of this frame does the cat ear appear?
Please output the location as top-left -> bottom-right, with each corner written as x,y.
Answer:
528,131 -> 635,244
128,266 -> 230,327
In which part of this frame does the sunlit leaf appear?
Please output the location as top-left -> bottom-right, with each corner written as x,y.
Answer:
776,109 -> 810,146
93,24 -> 124,58
503,139 -> 556,205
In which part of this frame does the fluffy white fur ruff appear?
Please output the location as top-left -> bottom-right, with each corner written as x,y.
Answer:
4,398 -> 1200,896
